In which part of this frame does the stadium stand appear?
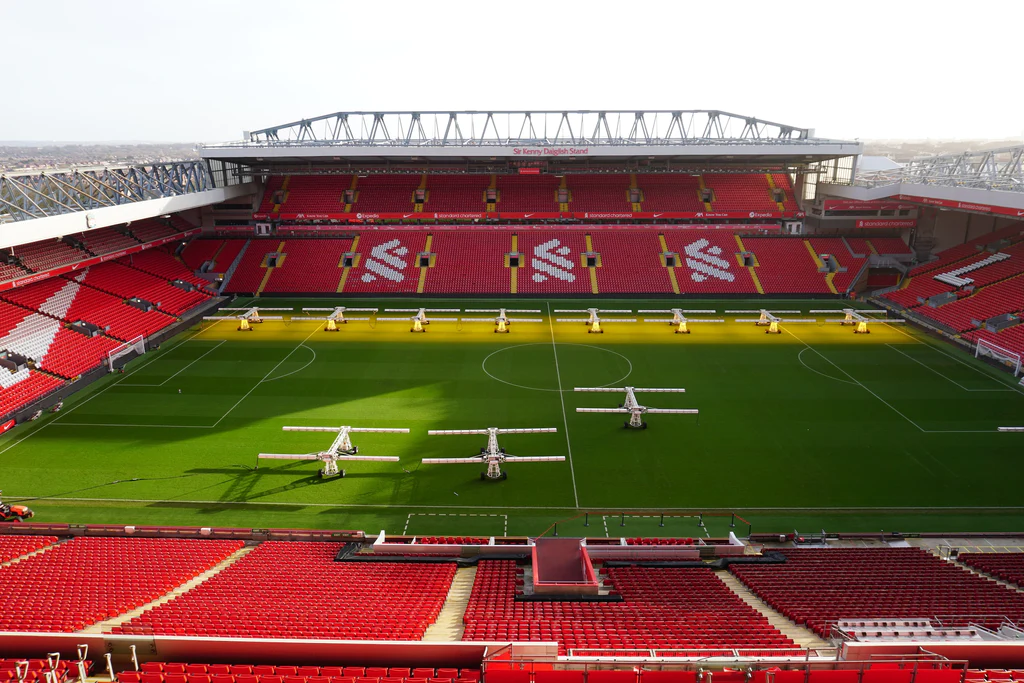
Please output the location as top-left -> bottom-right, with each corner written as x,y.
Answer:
421,232 -> 511,294
634,174 -> 704,212
515,231 -> 591,294
964,324 -> 1024,361
10,239 -> 86,273
808,237 -> 868,294
74,263 -> 211,316
261,238 -> 353,293
77,227 -> 140,255
741,238 -> 831,294
0,537 -> 242,632
353,175 -> 421,212
208,239 -> 247,273
566,174 -> 633,212
915,276 -> 1024,332
277,176 -> 351,214
704,175 -> 780,213
424,175 -> 490,212
729,548 -> 1024,637
60,280 -> 178,341
462,560 -> 793,654
257,176 -> 287,214
0,262 -> 28,282
904,224 -> 1024,278
338,232 -> 430,294
0,535 -> 57,564
495,175 -> 560,212
0,658 -> 92,682
960,553 -> 1024,589
113,541 -> 456,640
181,239 -> 226,271
130,219 -> 179,243
663,231 -> 759,294
864,238 -> 913,255
0,369 -> 63,417
591,231 -> 673,294
115,664 -> 481,683
223,242 -> 280,294
118,249 -> 212,290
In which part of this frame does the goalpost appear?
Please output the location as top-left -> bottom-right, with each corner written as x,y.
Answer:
975,338 -> 1022,377
107,335 -> 146,372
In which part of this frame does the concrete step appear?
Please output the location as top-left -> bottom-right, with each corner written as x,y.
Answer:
716,571 -> 831,649
422,566 -> 476,642
80,543 -> 260,634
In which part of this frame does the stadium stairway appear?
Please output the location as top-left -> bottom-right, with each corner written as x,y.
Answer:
716,571 -> 831,649
0,537 -> 65,570
422,566 -> 476,641
82,543 -> 258,634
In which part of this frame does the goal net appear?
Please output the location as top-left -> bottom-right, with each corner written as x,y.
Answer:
975,338 -> 1022,376
107,335 -> 146,372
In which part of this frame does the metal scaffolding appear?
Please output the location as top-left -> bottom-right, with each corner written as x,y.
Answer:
228,110 -> 821,147
0,161 -> 214,222
856,145 -> 1024,194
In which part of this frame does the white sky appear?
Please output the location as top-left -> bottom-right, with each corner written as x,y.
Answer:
2,0 -> 1022,143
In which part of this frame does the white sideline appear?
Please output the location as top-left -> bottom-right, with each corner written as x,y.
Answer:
547,302 -> 580,508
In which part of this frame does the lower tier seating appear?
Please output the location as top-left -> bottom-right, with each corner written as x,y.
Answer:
592,231 -> 673,294
0,369 -> 64,417
0,535 -> 57,564
112,541 -> 456,640
118,664 -> 480,683
741,238 -> 831,294
462,561 -> 792,654
262,239 -> 353,293
0,658 -> 91,682
422,232 -> 511,294
960,553 -> 1024,588
964,325 -> 1024,361
0,537 -> 243,632
75,263 -> 210,316
730,548 -> 1024,637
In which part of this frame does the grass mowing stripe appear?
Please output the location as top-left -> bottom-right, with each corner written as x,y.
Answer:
885,343 -> 1012,393
210,323 -> 322,428
119,340 -> 227,387
547,301 -> 579,508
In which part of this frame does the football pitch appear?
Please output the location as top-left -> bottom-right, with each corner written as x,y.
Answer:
3,297 -> 1023,537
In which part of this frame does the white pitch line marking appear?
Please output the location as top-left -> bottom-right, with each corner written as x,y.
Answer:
886,343 -> 1013,392
547,301 -> 580,508
119,340 -> 227,387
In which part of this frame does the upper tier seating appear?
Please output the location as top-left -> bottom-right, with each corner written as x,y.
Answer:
635,174 -> 704,212
704,175 -> 780,212
354,175 -> 420,212
495,176 -> 560,212
12,239 -> 87,273
130,219 -> 179,243
262,239 -> 353,293
279,176 -> 352,214
424,175 -> 490,212
257,176 -> 286,214
112,541 -> 456,640
960,553 -> 1024,588
0,535 -> 57,564
78,227 -> 140,255
770,173 -> 800,212
663,231 -> 759,294
742,238 -> 831,294
168,215 -> 197,232
591,231 -> 673,294
210,239 -> 247,273
0,537 -> 243,632
117,663 -> 480,683
515,231 -> 592,294
566,175 -> 633,212
730,548 -> 1024,637
422,232 -> 511,294
76,263 -> 210,316
463,561 -> 793,654
0,262 -> 28,282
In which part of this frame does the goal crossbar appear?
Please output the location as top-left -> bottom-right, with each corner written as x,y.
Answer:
976,338 -> 1022,376
107,335 -> 146,371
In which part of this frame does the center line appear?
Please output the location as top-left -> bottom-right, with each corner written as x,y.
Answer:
547,301 -> 580,508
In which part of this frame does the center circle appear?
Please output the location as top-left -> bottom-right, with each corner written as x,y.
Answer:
482,343 -> 633,392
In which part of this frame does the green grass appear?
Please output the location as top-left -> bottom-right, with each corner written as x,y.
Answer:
3,297 -> 1023,537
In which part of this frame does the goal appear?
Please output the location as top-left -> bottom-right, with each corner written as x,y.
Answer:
975,338 -> 1022,376
107,335 -> 146,372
